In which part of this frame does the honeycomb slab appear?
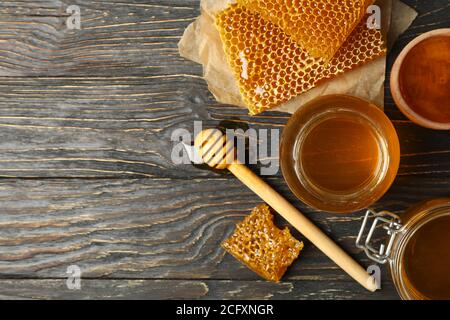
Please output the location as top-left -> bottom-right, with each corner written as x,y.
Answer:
237,0 -> 374,62
216,4 -> 385,114
222,204 -> 304,282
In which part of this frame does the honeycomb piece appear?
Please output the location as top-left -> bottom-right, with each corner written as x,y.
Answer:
238,0 -> 374,62
216,4 -> 385,114
222,204 -> 304,282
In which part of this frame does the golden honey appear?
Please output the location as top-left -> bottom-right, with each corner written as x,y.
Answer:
398,35 -> 450,124
379,199 -> 450,300
216,4 -> 386,114
300,115 -> 381,194
357,198 -> 450,300
402,215 -> 450,299
280,95 -> 400,213
238,0 -> 373,61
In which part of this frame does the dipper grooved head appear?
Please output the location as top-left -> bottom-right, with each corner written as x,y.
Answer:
194,129 -> 235,169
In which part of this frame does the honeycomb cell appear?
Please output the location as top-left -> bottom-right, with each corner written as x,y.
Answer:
238,0 -> 373,62
221,204 -> 304,282
216,4 -> 386,114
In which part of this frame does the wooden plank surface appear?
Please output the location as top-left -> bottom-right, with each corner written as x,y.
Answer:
0,177 -> 446,279
0,0 -> 447,178
0,77 -> 449,178
0,0 -> 448,299
0,176 -> 448,299
0,279 -> 399,300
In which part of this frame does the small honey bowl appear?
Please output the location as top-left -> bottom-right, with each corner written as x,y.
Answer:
390,28 -> 450,130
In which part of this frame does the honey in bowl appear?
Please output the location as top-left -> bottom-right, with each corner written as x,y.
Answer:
281,95 -> 400,213
391,29 -> 450,130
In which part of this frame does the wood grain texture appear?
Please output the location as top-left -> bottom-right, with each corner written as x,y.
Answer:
0,279 -> 399,300
0,76 -> 448,178
0,0 -> 199,77
0,0 -> 448,300
0,177 -> 364,280
0,177 -> 447,284
0,0 -> 448,178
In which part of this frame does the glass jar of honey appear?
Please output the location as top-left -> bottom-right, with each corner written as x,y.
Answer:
280,95 -> 400,213
356,198 -> 450,300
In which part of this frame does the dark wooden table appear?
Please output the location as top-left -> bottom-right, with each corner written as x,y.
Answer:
0,0 -> 448,300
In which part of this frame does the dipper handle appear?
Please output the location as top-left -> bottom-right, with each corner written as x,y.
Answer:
228,162 -> 377,292
194,129 -> 377,292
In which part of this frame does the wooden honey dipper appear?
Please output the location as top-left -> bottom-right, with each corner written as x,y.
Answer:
194,128 -> 377,292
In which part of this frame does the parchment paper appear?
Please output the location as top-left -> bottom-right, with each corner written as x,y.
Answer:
179,0 -> 417,113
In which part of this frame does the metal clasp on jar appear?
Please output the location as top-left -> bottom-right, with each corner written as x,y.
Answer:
356,209 -> 403,264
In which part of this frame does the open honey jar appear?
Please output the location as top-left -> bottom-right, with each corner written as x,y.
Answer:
280,95 -> 400,213
391,28 -> 450,130
357,198 -> 450,300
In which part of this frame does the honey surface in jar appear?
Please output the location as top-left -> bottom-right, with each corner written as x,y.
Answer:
299,115 -> 380,193
403,215 -> 450,299
398,35 -> 450,124
281,95 -> 400,213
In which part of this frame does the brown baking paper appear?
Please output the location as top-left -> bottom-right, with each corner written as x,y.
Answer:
179,0 -> 417,113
